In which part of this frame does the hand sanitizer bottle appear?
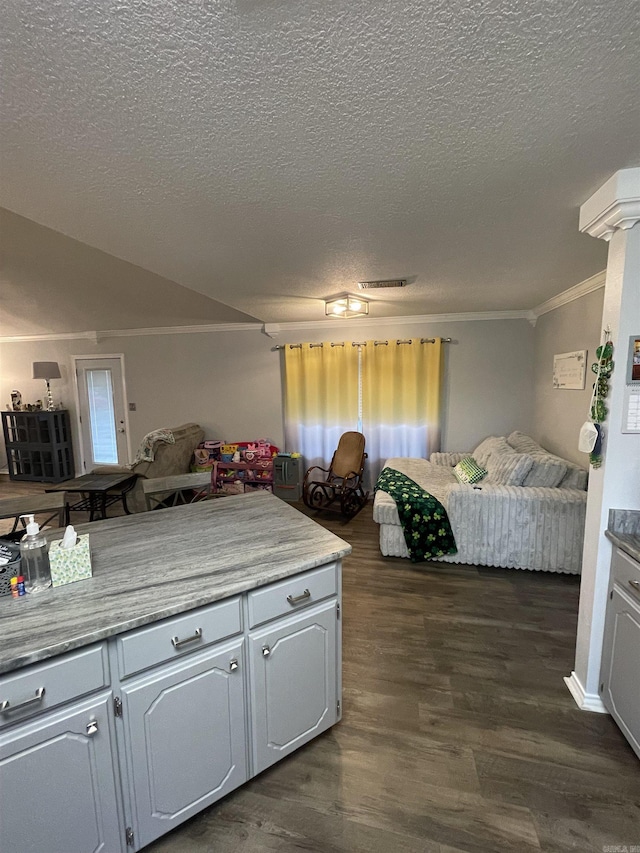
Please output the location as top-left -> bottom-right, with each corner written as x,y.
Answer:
19,515 -> 52,593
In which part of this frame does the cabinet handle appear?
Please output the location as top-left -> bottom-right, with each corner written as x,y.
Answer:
262,645 -> 271,657
629,579 -> 640,597
86,720 -> 99,736
229,658 -> 239,671
171,627 -> 203,649
0,686 -> 46,714
287,588 -> 311,605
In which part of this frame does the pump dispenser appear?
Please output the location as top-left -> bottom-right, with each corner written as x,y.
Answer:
19,514 -> 52,593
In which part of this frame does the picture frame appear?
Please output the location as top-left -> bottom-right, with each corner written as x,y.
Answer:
627,334 -> 640,384
552,350 -> 587,390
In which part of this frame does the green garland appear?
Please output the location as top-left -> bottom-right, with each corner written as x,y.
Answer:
589,340 -> 613,468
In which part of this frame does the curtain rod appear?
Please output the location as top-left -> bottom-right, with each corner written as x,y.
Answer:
273,338 -> 452,350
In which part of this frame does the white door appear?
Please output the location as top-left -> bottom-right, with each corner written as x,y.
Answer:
75,356 -> 129,470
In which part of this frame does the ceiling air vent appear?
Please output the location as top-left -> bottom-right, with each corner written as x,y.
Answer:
357,279 -> 407,290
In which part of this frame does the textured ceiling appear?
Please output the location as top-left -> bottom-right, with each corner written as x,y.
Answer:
1,0 -> 639,330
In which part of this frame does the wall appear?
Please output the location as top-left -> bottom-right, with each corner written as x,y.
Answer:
532,288 -> 605,465
0,317 -> 534,472
0,207 -> 254,337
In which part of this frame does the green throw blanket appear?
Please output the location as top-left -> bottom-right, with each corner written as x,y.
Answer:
375,468 -> 457,563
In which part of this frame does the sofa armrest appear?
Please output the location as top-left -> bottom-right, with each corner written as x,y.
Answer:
429,452 -> 469,467
444,483 -> 587,573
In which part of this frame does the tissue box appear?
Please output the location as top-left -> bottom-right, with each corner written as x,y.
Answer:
49,534 -> 92,587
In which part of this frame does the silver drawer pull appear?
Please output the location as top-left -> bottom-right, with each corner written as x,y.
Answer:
171,627 -> 203,649
287,588 -> 311,605
1,686 -> 46,714
229,658 -> 239,672
262,645 -> 271,657
629,579 -> 640,596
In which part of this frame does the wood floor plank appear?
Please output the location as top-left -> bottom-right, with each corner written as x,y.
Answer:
257,736 -> 542,853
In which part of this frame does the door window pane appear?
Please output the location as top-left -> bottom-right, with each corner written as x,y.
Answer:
87,370 -> 118,464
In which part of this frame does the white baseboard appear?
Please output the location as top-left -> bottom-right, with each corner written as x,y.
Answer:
564,671 -> 609,713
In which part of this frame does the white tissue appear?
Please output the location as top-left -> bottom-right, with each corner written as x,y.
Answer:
61,525 -> 77,549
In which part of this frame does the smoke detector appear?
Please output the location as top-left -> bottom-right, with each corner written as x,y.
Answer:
357,279 -> 407,290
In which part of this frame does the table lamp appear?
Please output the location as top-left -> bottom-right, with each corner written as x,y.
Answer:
32,362 -> 61,411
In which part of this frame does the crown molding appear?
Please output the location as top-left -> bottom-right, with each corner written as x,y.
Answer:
102,323 -> 262,337
262,310 -> 533,335
579,168 -> 640,241
0,330 -> 101,344
1,282 -> 608,344
0,322 -> 262,344
0,312 -> 534,343
531,270 -> 606,319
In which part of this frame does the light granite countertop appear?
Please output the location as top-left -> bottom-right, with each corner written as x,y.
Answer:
606,508 -> 640,564
0,492 -> 351,675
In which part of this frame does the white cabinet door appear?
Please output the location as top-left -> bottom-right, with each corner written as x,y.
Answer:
119,639 -> 247,849
249,600 -> 339,775
600,585 -> 640,758
0,692 -> 123,853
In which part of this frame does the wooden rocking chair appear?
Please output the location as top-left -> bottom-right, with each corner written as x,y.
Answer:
302,431 -> 368,518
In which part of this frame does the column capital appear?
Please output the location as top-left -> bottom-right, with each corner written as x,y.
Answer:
579,168 -> 640,241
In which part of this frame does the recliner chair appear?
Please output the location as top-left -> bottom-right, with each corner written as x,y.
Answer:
93,422 -> 204,512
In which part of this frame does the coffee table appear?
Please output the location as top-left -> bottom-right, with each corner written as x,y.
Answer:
46,472 -> 138,524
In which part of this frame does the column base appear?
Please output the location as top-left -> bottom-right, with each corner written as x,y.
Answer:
564,671 -> 608,713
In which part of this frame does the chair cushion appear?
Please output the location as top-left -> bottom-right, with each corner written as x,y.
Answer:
331,431 -> 366,479
453,457 -> 487,484
485,448 -> 534,486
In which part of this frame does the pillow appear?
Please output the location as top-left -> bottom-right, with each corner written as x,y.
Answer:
559,465 -> 588,490
472,436 -> 506,468
485,449 -> 534,486
506,431 -> 543,454
453,456 -> 488,484
522,452 -> 567,488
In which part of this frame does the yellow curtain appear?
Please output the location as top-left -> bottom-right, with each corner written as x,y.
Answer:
283,343 -> 359,467
361,337 -> 443,483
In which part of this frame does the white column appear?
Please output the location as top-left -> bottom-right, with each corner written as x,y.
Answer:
565,168 -> 640,712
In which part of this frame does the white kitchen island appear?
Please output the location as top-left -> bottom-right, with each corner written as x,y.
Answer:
0,492 -> 351,853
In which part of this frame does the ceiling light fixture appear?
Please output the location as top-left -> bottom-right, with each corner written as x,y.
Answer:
357,279 -> 407,289
325,295 -> 369,319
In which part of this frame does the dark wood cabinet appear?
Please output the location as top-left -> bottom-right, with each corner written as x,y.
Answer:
2,410 -> 75,482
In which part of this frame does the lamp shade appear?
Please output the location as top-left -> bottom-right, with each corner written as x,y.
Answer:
32,361 -> 61,380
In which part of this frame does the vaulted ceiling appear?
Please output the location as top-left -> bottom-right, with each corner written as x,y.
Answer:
1,0 -> 639,334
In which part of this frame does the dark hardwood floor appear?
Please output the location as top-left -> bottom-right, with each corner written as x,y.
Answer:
1,478 -> 638,852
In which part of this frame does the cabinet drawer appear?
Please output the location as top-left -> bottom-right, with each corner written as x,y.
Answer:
612,548 -> 640,601
116,597 -> 242,678
247,563 -> 337,628
0,643 -> 109,728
